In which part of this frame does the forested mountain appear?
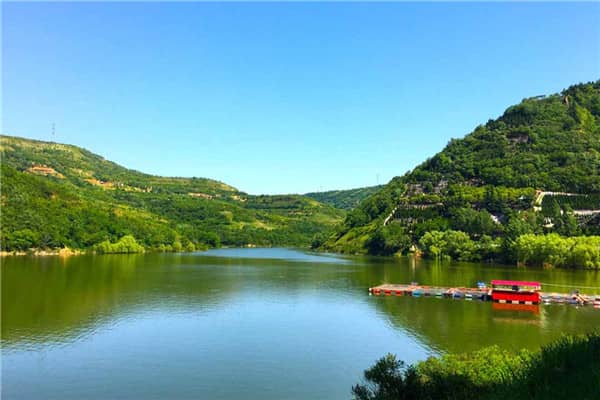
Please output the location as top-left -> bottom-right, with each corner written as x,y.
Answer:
305,185 -> 383,210
323,81 -> 600,268
1,135 -> 344,252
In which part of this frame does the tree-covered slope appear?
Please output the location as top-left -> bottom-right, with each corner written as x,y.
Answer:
324,81 -> 600,266
1,135 -> 237,196
1,135 -> 344,251
304,185 -> 383,210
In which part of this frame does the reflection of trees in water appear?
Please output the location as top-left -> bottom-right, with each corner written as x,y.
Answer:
2,252 -> 599,353
1,254 -> 238,346
1,252 -> 362,347
369,289 -> 600,354
358,256 -> 600,353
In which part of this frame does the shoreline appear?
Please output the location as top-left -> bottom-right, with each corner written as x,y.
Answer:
0,248 -> 87,257
2,246 -> 597,271
0,243 -> 294,258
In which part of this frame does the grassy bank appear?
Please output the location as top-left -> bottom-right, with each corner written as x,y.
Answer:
353,333 -> 600,400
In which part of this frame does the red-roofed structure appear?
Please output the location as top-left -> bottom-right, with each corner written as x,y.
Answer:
491,280 -> 541,288
491,280 -> 541,304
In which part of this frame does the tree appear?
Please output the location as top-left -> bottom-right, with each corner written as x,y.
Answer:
365,228 -> 387,255
172,239 -> 183,252
419,231 -> 447,259
449,207 -> 496,237
559,205 -> 580,236
4,229 -> 39,251
352,354 -> 421,400
366,225 -> 412,256
502,213 -> 539,261
311,233 -> 326,249
184,241 -> 196,252
574,103 -> 597,134
443,230 -> 475,261
94,235 -> 144,254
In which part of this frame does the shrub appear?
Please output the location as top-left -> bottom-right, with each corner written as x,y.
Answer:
352,333 -> 600,400
94,235 -> 144,254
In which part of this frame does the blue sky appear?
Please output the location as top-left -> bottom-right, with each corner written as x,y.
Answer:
3,2 -> 599,194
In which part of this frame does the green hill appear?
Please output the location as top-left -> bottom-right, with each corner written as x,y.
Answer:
323,81 -> 600,267
304,186 -> 383,210
0,135 -> 344,252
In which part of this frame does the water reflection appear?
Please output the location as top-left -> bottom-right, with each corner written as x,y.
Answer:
3,249 -> 600,399
2,251 -> 600,353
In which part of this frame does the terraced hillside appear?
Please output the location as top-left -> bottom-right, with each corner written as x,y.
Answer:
323,81 -> 600,266
305,185 -> 383,210
1,135 -> 344,251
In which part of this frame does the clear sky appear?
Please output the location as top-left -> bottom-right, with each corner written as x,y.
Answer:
3,2 -> 599,194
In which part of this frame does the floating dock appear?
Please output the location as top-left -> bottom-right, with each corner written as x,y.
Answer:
368,283 -> 600,307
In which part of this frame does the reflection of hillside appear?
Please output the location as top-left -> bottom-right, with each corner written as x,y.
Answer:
1,251 -> 357,348
1,254 -> 239,347
369,292 -> 600,353
3,251 -> 600,354
193,253 -> 600,354
356,256 -> 600,353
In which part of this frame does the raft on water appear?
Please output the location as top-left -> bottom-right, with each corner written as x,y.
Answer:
368,282 -> 600,308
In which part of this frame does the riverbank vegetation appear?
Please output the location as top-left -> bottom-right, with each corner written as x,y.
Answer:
94,235 -> 145,254
323,82 -> 600,268
352,333 -> 600,400
416,230 -> 600,269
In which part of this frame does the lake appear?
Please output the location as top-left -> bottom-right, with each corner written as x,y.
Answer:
2,248 -> 600,399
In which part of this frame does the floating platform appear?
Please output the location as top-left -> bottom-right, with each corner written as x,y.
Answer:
368,283 -> 600,308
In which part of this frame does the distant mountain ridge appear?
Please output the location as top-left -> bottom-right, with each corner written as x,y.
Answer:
305,185 -> 383,210
1,135 -> 344,251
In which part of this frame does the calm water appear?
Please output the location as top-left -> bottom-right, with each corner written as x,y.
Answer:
2,248 -> 600,399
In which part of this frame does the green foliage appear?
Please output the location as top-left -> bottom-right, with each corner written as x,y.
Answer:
2,229 -> 40,251
449,207 -> 498,236
352,354 -> 421,400
353,333 -> 600,400
0,136 -> 237,196
305,186 -> 383,210
574,103 -> 597,134
476,235 -> 502,260
310,233 -> 326,249
541,193 -> 600,211
325,81 -> 600,260
1,136 -> 345,252
422,81 -> 600,193
416,228 -> 600,269
365,224 -> 411,256
419,230 -> 475,261
172,239 -> 183,252
343,181 -> 403,229
94,235 -> 144,254
501,211 -> 542,259
514,233 -> 600,269
418,231 -> 446,259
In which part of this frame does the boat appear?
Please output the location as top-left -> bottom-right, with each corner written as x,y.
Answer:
568,297 -> 580,305
491,280 -> 541,305
473,292 -> 486,300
